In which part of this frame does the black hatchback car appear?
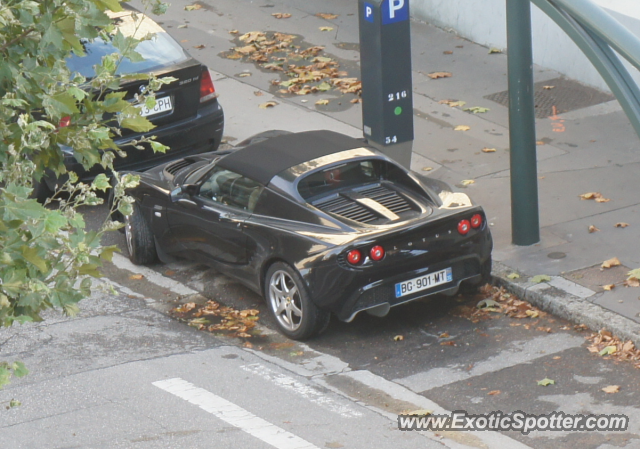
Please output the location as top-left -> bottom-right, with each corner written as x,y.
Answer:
120,130 -> 493,340
36,7 -> 224,199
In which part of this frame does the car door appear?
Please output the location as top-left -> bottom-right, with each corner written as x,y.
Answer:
166,166 -> 263,265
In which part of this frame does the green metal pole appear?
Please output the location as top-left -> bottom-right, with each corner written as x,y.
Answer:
507,0 -> 540,245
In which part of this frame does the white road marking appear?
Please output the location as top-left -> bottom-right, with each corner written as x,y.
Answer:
241,363 -> 362,418
153,378 -> 319,449
112,253 -> 197,296
395,333 -> 585,392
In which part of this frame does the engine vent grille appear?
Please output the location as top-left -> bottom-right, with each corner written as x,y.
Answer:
316,195 -> 378,223
165,159 -> 193,176
357,185 -> 413,214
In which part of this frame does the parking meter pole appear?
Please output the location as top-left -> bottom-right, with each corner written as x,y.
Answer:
507,0 -> 540,245
358,0 -> 414,169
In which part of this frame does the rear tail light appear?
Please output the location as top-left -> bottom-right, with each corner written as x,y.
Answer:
59,116 -> 71,128
200,68 -> 217,103
347,249 -> 362,265
457,219 -> 471,235
370,245 -> 385,261
470,214 -> 483,229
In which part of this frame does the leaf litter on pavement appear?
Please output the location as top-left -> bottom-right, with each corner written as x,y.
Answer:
221,30 -> 361,100
171,300 -> 260,339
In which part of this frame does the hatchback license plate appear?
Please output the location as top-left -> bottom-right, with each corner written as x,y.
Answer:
138,96 -> 173,117
395,268 -> 453,298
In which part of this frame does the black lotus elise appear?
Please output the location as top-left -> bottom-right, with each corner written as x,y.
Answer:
120,130 -> 492,339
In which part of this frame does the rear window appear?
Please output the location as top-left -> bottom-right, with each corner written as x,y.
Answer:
297,159 -> 408,200
66,12 -> 189,78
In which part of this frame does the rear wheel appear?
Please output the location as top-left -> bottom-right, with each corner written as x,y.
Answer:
124,202 -> 158,265
265,262 -> 330,340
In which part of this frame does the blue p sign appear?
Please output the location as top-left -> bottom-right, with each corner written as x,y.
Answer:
382,0 -> 408,24
364,2 -> 374,22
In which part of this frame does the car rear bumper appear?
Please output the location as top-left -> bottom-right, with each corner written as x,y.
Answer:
303,224 -> 492,322
44,101 -> 224,189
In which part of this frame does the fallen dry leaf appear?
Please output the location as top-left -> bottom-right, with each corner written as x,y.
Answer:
316,13 -> 339,20
536,141 -> 545,145
543,85 -> 555,89
443,50 -> 453,55
487,390 -> 501,395
422,167 -> 433,171
129,274 -> 144,280
319,26 -> 333,31
439,99 -> 466,108
184,3 -> 202,11
259,101 -> 277,109
428,71 -> 453,79
350,98 -> 362,103
602,385 -> 620,394
580,192 -> 610,202
461,179 -> 475,186
454,125 -> 471,131
229,29 -> 239,34
193,44 -> 205,49
615,222 -> 629,228
315,99 -> 329,105
603,284 -> 615,291
439,332 -> 450,339
254,91 -> 263,96
393,335 -> 404,341
481,147 -> 496,153
488,48 -> 502,54
624,277 -> 640,288
588,225 -> 600,233
272,13 -> 292,19
601,257 -> 621,268
238,73 -> 251,77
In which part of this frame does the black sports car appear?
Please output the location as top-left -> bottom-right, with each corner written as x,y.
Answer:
36,6 -> 224,199
121,130 -> 492,339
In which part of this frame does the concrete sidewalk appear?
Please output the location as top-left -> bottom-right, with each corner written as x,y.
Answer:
150,0 -> 640,344
404,15 -> 640,345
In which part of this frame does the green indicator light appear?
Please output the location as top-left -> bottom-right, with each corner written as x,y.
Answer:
394,106 -> 402,115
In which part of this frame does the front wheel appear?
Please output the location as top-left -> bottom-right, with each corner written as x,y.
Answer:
265,262 -> 330,340
124,202 -> 158,265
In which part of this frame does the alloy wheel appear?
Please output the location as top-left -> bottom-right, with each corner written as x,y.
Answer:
268,270 -> 303,332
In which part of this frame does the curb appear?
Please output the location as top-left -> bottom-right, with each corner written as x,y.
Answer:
491,261 -> 640,346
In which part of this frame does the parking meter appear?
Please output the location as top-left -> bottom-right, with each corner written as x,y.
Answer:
358,0 -> 414,168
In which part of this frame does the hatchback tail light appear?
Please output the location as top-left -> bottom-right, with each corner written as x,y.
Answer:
200,68 -> 217,103
347,249 -> 362,265
370,245 -> 385,261
470,214 -> 483,229
59,116 -> 71,128
457,219 -> 471,235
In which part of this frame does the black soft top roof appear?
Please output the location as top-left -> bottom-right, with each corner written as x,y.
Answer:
216,130 -> 366,185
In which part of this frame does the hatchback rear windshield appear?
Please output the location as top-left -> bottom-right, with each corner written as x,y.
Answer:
66,12 -> 189,78
297,159 -> 409,200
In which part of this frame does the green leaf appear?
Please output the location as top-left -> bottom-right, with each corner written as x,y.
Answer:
531,275 -> 551,284
317,82 -> 332,91
11,361 -> 28,378
537,378 -> 555,386
3,198 -> 46,221
44,211 -> 67,234
507,272 -> 520,279
96,0 -> 124,12
627,268 -> 640,280
21,246 -> 48,273
599,345 -> 617,356
49,92 -> 80,115
121,114 -> 155,133
92,174 -> 110,192
149,140 -> 168,153
9,399 -> 22,408
100,245 -> 119,262
78,263 -> 101,277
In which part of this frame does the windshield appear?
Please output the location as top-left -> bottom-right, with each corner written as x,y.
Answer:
65,11 -> 189,77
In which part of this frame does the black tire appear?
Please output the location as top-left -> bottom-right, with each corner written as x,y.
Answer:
460,256 -> 493,294
32,178 -> 54,204
264,262 -> 330,340
124,202 -> 158,265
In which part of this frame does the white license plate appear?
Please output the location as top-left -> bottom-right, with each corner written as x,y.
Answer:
138,96 -> 173,117
395,268 -> 453,298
